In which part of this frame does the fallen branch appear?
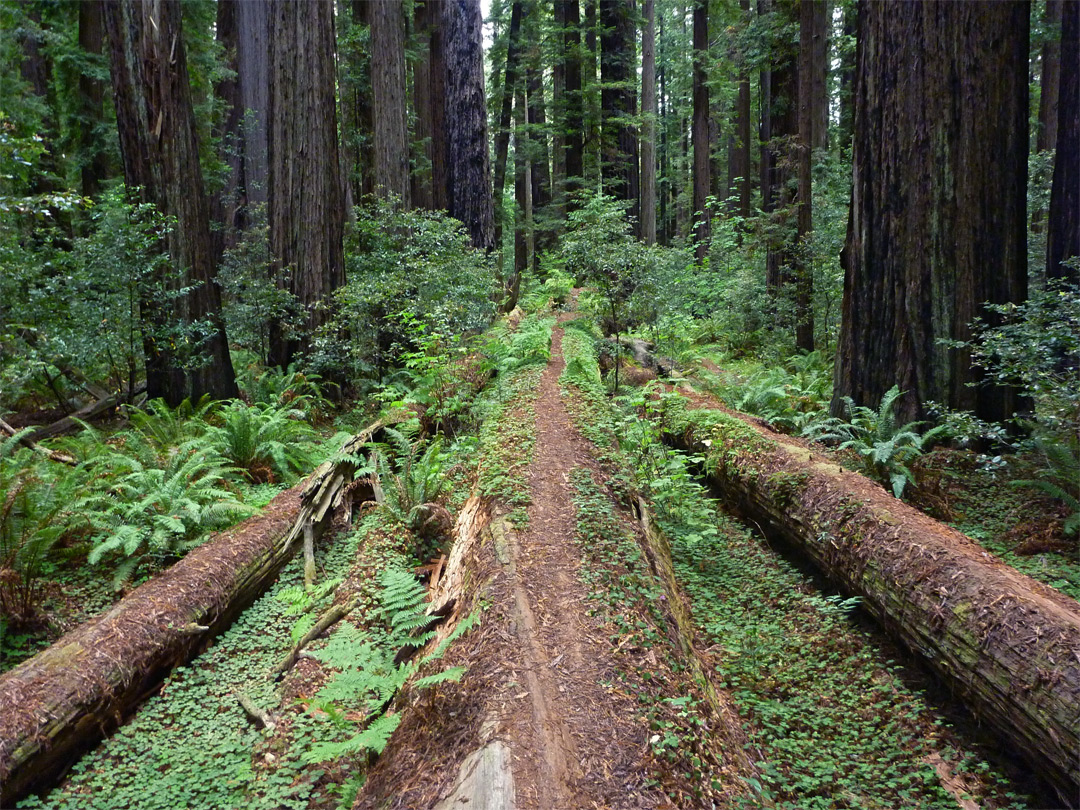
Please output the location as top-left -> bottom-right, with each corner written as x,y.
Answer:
659,395 -> 1080,806
273,598 -> 358,678
0,418 -> 76,465
236,692 -> 276,732
25,381 -> 147,442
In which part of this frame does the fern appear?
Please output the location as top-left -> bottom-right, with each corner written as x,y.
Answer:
304,567 -> 478,765
1013,432 -> 1080,536
205,400 -> 318,483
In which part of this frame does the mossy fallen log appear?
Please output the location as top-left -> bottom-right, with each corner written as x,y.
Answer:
658,395 -> 1080,807
0,420 -> 389,806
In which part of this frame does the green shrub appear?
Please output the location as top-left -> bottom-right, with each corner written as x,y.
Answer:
205,400 -> 318,484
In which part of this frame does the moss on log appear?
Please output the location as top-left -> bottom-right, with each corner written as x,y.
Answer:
658,395 -> 1080,807
0,420 -> 389,806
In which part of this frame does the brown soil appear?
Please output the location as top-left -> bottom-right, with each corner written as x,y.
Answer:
359,321 -> 684,809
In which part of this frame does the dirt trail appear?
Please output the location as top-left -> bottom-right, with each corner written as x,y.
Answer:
496,319 -> 664,809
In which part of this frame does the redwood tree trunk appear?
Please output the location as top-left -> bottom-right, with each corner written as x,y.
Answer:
600,0 -> 640,231
692,0 -> 710,264
267,0 -> 345,369
727,0 -> 752,224
77,0 -> 109,198
640,0 -> 657,245
558,0 -> 585,212
1047,0 -> 1078,284
833,0 -> 1030,426
794,0 -> 817,352
763,0 -> 798,294
525,2 -> 552,268
371,0 -> 410,205
492,0 -> 524,246
105,0 -> 238,405
442,0 -> 496,252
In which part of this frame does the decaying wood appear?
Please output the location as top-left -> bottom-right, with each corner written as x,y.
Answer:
0,418 -> 76,465
0,418 -> 391,806
25,381 -> 147,442
273,598 -> 358,677
236,691 -> 276,732
660,396 -> 1080,806
303,522 -> 317,588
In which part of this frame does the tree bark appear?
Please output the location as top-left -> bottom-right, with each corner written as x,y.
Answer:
692,0 -> 710,264
77,0 -> 109,198
524,1 -> 553,268
411,0 -> 439,212
640,0 -> 657,245
493,1 -> 525,247
514,86 -> 530,295
442,0 -> 496,252
661,397 -> 1080,809
600,0 -> 640,232
763,0 -> 798,294
371,0 -> 411,205
833,0 -> 1030,426
558,0 -> 585,212
836,0 -> 855,150
1039,0 -> 1064,155
266,0 -> 345,369
727,0 -> 752,224
1047,0 -> 1079,284
794,0 -> 817,352
104,0 -> 238,405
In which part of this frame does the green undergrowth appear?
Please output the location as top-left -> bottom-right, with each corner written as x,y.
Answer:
569,466 -> 728,805
646,446 -> 1036,809
19,514 -> 410,810
473,315 -> 552,524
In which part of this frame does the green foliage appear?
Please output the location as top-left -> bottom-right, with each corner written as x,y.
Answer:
373,429 -> 449,546
1013,431 -> 1080,536
304,567 -> 476,764
806,386 -> 946,498
316,200 -> 497,382
0,432 -> 89,629
205,400 -> 318,484
125,395 -> 217,452
83,443 -> 254,587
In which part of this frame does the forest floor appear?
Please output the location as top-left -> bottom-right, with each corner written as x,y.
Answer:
7,304 -> 1072,810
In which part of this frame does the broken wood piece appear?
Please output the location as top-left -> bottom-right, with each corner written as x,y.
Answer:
0,417 -> 76,465
273,598 -> 359,677
303,522 -> 317,588
236,692 -> 276,732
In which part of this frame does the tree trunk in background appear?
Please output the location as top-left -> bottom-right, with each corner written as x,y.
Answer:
811,0 -> 828,151
692,0 -> 710,264
764,0 -> 797,293
758,0 -> 773,220
1047,0 -> 1078,284
584,0 -> 601,185
105,0 -> 238,405
77,0 -> 109,198
371,0 -> 410,205
600,0 -> 640,232
1039,0 -> 1064,154
347,0 -> 376,201
525,0 -> 553,269
834,0 -> 1030,426
492,1 -> 524,247
558,0 -> 585,212
640,0 -> 657,245
514,87 -> 530,292
837,1 -> 855,151
442,0 -> 496,253
267,0 -> 345,369
412,0 -> 438,211
727,0 -> 751,224
794,0 -> 817,352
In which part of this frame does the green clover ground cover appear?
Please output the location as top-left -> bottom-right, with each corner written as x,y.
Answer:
19,520 -> 372,810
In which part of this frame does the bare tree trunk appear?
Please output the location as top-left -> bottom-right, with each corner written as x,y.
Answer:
105,0 -> 238,405
837,0 -> 855,150
727,0 -> 752,224
758,0 -> 773,219
514,87 -> 530,292
443,0 -> 496,252
640,0 -> 657,245
1047,0 -> 1078,284
558,0 -> 585,212
1039,0 -> 1064,155
764,0 -> 798,294
412,0 -> 438,211
692,0 -> 710,264
267,0 -> 345,369
77,0 -> 109,198
600,0 -> 640,233
371,0 -> 410,205
834,0 -> 1030,425
492,1 -> 524,247
794,0 -> 817,352
525,0 -> 553,267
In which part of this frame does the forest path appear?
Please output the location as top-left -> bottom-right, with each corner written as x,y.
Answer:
494,315 -> 664,810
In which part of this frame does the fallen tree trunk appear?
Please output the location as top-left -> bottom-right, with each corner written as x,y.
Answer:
659,395 -> 1080,807
0,419 -> 390,806
25,381 -> 148,442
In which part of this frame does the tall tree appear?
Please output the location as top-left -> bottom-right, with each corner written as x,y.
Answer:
77,0 -> 109,198
341,0 -> 376,202
1047,0 -> 1078,284
726,0 -> 752,224
763,0 -> 798,293
266,0 -> 345,368
371,0 -> 410,204
834,0 -> 1030,426
1038,0 -> 1064,155
599,0 -> 640,230
524,0 -> 553,266
442,0 -> 496,252
640,0 -> 657,244
492,0 -> 524,246
793,0 -> 823,352
691,0 -> 709,263
557,0 -> 585,212
104,0 -> 238,404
